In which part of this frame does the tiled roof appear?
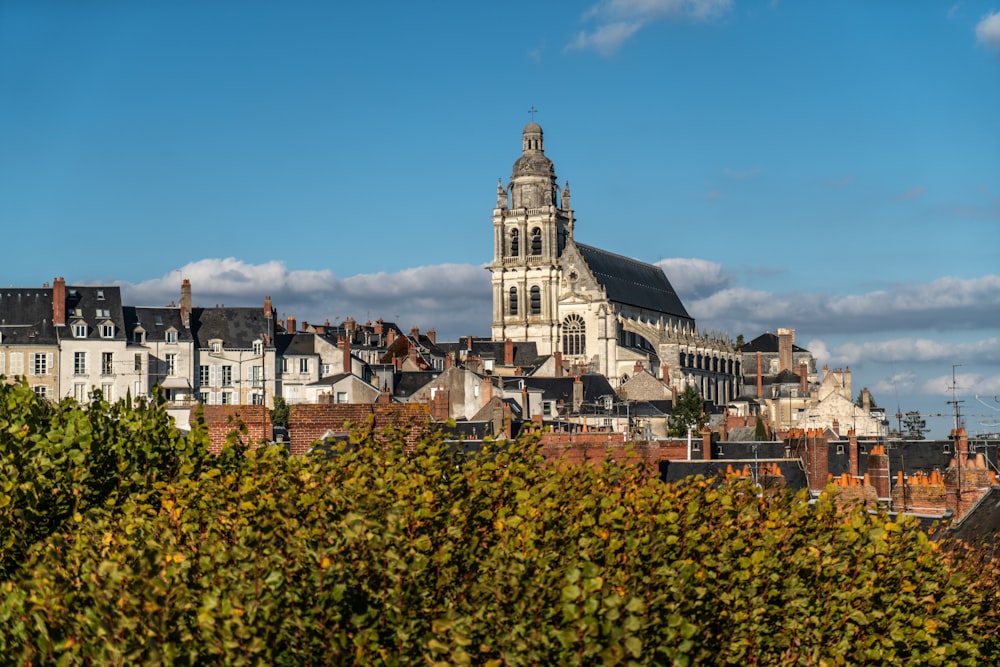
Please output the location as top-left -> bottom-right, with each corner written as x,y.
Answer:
123,307 -> 191,342
741,332 -> 808,354
191,307 -> 274,349
0,287 -> 58,345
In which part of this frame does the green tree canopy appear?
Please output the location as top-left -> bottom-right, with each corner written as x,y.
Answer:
668,384 -> 706,438
903,410 -> 930,440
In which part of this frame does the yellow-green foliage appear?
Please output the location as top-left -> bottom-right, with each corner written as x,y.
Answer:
0,381 -> 997,665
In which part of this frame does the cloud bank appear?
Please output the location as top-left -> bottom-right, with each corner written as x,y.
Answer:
976,10 -> 1000,52
568,0 -> 733,54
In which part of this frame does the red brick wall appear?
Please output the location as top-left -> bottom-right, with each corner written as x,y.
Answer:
287,403 -> 431,455
194,405 -> 272,455
537,433 -> 688,475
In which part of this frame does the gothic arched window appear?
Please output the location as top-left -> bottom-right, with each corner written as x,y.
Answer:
509,229 -> 519,257
562,314 -> 586,356
529,286 -> 541,315
509,287 -> 518,316
530,227 -> 542,256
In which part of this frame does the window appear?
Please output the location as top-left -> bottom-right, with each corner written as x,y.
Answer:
101,352 -> 114,376
509,228 -> 519,257
31,353 -> 49,376
529,286 -> 541,315
133,328 -> 144,343
251,392 -> 265,405
73,323 -> 87,338
211,341 -> 222,354
133,354 -> 142,372
100,324 -> 114,338
299,358 -> 309,374
253,340 -> 263,355
509,287 -> 518,316
321,364 -> 331,376
96,289 -> 105,300
336,391 -> 348,404
530,227 -> 542,255
198,391 -> 209,404
9,352 -> 23,375
101,383 -> 113,401
220,391 -> 233,405
252,366 -> 263,387
563,314 -> 586,356
280,358 -> 288,374
199,365 -> 209,387
165,353 -> 177,376
73,383 -> 87,402
166,330 -> 177,344
74,352 -> 87,375
221,365 -> 233,387
33,386 -> 47,398
96,309 -> 110,318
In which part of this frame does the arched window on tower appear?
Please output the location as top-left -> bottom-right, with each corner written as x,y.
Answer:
562,314 -> 586,356
509,229 -> 519,257
509,287 -> 518,316
530,227 -> 542,256
529,286 -> 541,315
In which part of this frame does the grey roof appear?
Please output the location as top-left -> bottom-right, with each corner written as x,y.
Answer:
659,459 -> 810,491
123,307 -> 192,342
468,340 -> 543,367
393,371 -> 441,399
65,286 -> 128,341
275,332 -> 319,357
742,332 -> 808,354
0,287 -> 58,345
950,487 -> 1000,547
513,374 -> 615,408
576,243 -> 691,321
190,307 -> 275,349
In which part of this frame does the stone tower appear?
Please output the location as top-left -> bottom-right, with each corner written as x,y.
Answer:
489,122 -> 574,354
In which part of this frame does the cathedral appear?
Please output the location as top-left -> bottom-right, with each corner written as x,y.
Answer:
490,122 -> 741,405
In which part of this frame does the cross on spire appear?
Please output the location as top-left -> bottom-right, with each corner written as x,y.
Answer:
528,105 -> 538,121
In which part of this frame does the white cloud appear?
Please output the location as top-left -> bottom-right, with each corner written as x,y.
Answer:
566,22 -> 643,55
657,257 -> 734,298
570,0 -> 733,54
976,10 -> 1000,52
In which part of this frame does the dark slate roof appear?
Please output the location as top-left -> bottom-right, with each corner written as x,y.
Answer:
630,400 -> 672,417
659,459 -> 810,491
0,287 -> 58,345
576,243 -> 691,320
513,374 -> 616,408
123,307 -> 192,342
190,307 -> 275,349
949,487 -> 1000,548
306,372 -> 352,387
467,340 -> 543,367
275,332 -> 319,356
393,371 -> 441,399
65,285 -> 128,341
741,332 -> 808,354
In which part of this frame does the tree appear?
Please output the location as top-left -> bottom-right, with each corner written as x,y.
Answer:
270,395 -> 289,428
669,384 -> 706,437
903,410 -> 929,440
734,334 -> 745,350
754,415 -> 769,441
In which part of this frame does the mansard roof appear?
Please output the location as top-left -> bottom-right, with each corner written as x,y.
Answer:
742,332 -> 808,354
0,287 -> 58,345
575,243 -> 691,321
513,374 -> 615,407
64,286 -> 128,341
275,332 -> 319,357
190,307 -> 274,349
123,307 -> 192,342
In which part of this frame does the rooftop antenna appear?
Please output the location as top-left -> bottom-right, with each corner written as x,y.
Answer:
947,364 -> 964,433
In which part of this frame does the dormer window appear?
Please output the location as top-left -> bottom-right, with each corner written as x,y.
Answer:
210,340 -> 222,354
133,327 -> 145,344
73,323 -> 87,338
96,309 -> 110,318
253,339 -> 263,355
101,324 -> 115,338
166,329 -> 178,344
96,289 -> 105,300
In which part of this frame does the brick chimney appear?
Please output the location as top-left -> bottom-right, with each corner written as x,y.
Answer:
264,295 -> 271,318
373,319 -> 384,336
799,362 -> 809,395
287,315 -> 297,333
504,338 -> 514,366
481,376 -> 493,407
180,278 -> 192,327
387,327 -> 396,344
756,352 -> 763,397
410,325 -> 419,339
662,364 -> 670,385
52,277 -> 66,327
572,375 -> 583,412
848,428 -> 858,477
426,328 -> 436,344
430,385 -> 449,421
777,328 -> 794,372
633,361 -> 643,376
341,335 -> 351,375
554,350 -> 563,377
867,444 -> 891,500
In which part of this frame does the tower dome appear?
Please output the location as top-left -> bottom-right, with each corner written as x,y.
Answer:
512,122 -> 555,180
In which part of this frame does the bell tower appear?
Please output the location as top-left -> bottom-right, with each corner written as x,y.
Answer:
490,123 -> 574,353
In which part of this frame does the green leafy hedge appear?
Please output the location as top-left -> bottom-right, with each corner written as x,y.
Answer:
0,380 -> 997,665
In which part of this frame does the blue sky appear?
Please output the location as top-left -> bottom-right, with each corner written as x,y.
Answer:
3,0 -> 999,437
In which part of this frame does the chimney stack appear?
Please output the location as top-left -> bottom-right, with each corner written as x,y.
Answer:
52,277 -> 66,327
504,338 -> 514,366
180,279 -> 192,327
777,328 -> 794,372
287,315 -> 297,333
341,335 -> 351,375
427,328 -> 436,344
